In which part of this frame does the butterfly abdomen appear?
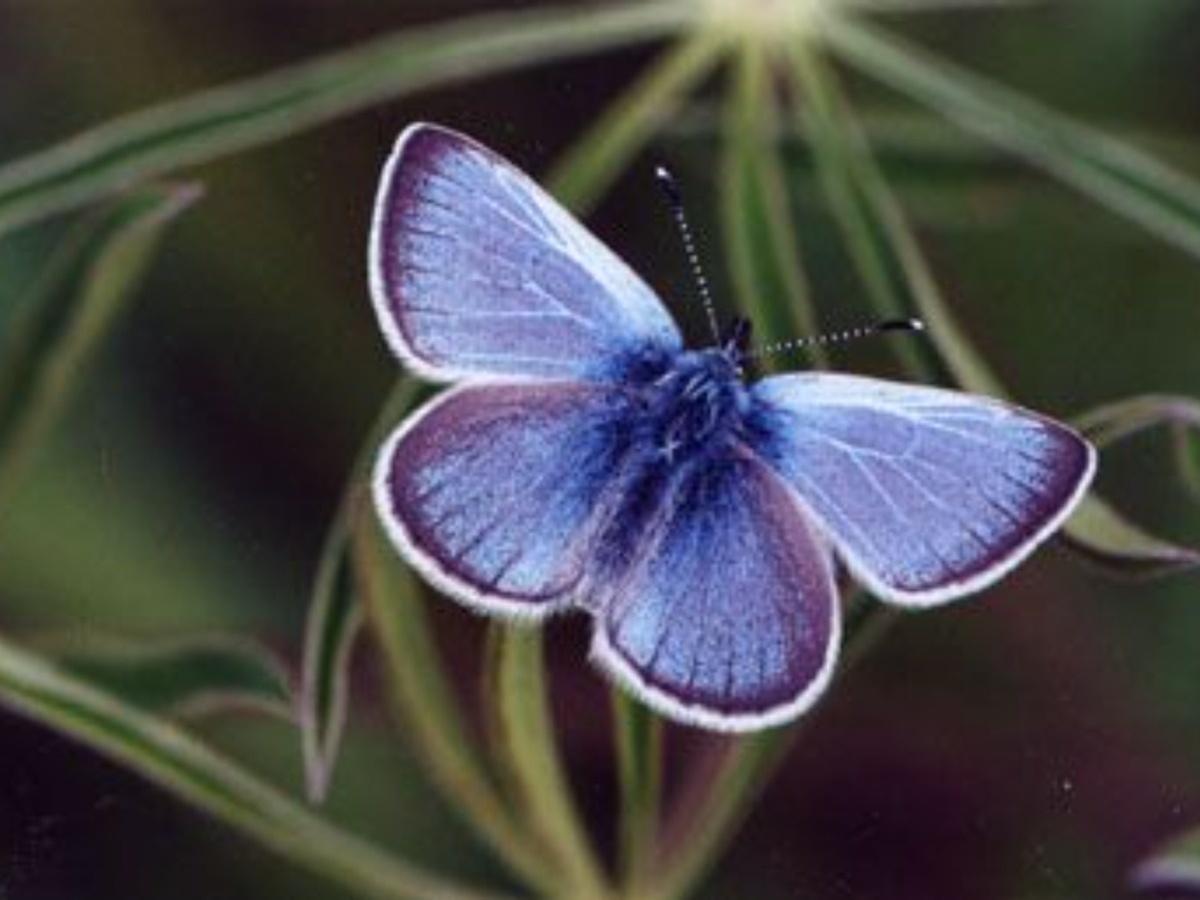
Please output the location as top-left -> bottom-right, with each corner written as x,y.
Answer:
577,350 -> 748,605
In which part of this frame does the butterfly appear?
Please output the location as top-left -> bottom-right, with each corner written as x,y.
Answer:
367,123 -> 1096,732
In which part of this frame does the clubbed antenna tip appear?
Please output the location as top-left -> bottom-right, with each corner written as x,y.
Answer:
749,317 -> 927,360
877,317 -> 925,333
654,165 -> 683,206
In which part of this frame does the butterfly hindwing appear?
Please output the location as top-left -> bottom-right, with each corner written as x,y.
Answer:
747,373 -> 1096,607
369,123 -> 682,382
592,445 -> 840,731
374,380 -> 636,618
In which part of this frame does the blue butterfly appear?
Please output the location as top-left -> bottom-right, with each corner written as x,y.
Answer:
367,123 -> 1096,732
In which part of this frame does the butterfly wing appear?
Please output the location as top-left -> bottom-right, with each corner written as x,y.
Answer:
374,380 -> 638,618
591,445 -> 840,731
369,123 -> 682,383
747,373 -> 1096,608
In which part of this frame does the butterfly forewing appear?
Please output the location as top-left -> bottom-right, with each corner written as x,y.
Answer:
369,124 -> 682,382
747,373 -> 1096,607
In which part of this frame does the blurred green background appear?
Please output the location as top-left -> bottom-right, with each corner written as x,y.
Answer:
1,0 -> 1199,898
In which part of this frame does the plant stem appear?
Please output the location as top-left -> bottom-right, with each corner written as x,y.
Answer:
0,631 -> 511,900
720,38 -> 825,366
484,626 -> 611,898
547,30 -> 729,210
355,508 -> 562,896
612,689 -> 664,893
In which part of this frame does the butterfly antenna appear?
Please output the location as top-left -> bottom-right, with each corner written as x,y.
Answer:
749,317 -> 925,360
655,165 -> 721,344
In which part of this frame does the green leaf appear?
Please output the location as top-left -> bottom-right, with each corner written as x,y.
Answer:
0,1 -> 696,241
547,31 -> 728,211
0,183 -> 200,505
0,633 -> 510,900
1066,396 -> 1200,575
300,379 -> 422,804
786,43 -> 1197,579
720,41 -> 825,365
822,15 -> 1200,264
354,507 -> 559,895
1059,495 -> 1199,577
35,633 -> 292,721
611,690 -> 663,889
482,626 -> 608,897
1075,394 -> 1200,449
788,41 -> 950,384
1171,423 -> 1200,503
300,520 -> 363,804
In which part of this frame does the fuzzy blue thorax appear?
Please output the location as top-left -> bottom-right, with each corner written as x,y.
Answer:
644,348 -> 749,463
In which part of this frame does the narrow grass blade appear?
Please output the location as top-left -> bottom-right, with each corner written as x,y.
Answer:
1060,495 -> 1199,577
483,625 -> 609,898
1074,395 -> 1200,568
547,32 -> 727,212
788,41 -> 940,381
1075,394 -> 1200,449
0,633 -> 510,900
848,0 -> 1048,10
0,183 -> 200,506
354,507 -> 559,895
0,1 -> 695,240
611,690 -> 663,889
787,43 -> 1196,578
720,41 -> 825,366
823,15 -> 1200,265
300,527 -> 363,803
1172,423 -> 1200,503
300,379 -> 421,803
34,633 -> 292,721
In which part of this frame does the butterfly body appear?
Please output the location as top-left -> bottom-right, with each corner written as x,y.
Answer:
643,347 -> 747,463
368,123 -> 1096,731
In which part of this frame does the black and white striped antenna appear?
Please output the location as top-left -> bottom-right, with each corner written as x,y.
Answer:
748,317 -> 925,360
655,165 -> 721,344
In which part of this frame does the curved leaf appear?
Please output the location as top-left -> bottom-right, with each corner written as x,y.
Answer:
823,15 -> 1200,265
1060,495 -> 1199,578
0,633 -> 509,900
482,626 -> 608,898
1075,394 -> 1200,448
1067,396 -> 1200,575
36,633 -> 291,720
354,508 -> 559,895
300,379 -> 421,803
0,183 -> 200,505
0,1 -> 695,240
